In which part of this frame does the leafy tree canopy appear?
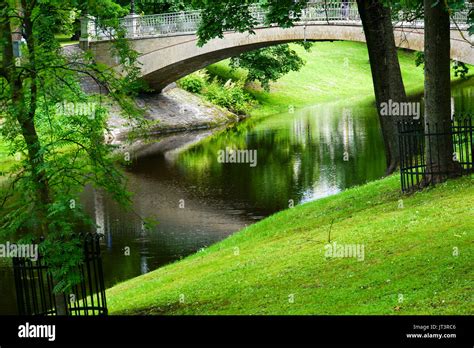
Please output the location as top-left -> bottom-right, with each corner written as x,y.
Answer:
230,43 -> 309,91
190,0 -> 309,46
0,0 -> 150,292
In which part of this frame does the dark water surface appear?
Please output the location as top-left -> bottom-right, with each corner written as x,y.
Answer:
0,80 -> 472,314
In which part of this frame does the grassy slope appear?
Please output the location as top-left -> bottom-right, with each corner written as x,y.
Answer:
106,41 -> 474,315
107,174 -> 473,315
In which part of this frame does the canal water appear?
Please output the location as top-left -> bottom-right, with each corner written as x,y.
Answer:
0,80 -> 472,314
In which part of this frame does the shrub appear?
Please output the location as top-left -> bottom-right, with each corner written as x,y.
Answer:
179,73 -> 205,93
204,79 -> 254,115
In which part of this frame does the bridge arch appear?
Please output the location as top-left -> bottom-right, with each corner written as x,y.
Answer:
136,25 -> 370,91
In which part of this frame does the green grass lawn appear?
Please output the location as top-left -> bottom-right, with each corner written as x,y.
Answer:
207,41 -> 472,117
107,174 -> 473,315
55,33 -> 79,47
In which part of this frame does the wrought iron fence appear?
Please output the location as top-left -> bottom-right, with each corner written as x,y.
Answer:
82,0 -> 472,41
13,233 -> 107,316
13,249 -> 57,316
398,116 -> 474,193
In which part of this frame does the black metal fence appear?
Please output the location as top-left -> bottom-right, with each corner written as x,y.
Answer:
398,116 -> 474,192
13,233 -> 107,316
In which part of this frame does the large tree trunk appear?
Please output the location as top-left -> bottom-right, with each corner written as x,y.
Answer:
356,0 -> 408,175
423,0 -> 461,184
1,1 -> 51,234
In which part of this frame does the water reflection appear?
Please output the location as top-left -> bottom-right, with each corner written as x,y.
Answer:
176,102 -> 386,212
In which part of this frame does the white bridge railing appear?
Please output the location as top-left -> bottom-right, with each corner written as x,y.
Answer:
81,1 -> 472,42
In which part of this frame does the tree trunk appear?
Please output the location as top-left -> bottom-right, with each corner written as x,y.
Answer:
423,0 -> 461,184
356,0 -> 408,175
2,1 -> 51,234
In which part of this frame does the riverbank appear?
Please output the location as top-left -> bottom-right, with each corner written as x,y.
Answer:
107,85 -> 241,159
108,85 -> 240,144
107,173 -> 473,314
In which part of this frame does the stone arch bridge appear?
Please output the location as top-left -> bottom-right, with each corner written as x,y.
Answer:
80,1 -> 473,92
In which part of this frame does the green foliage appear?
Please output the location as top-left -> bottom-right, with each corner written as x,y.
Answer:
414,51 -> 425,67
193,2 -> 259,46
230,44 -> 307,91
0,0 -> 153,294
81,0 -> 129,18
113,0 -> 192,15
50,8 -> 79,36
468,7 -> 474,35
191,0 -> 308,46
207,42 -> 437,117
415,51 -> 470,80
453,60 -> 469,79
389,0 -> 473,33
260,0 -> 309,28
204,79 -> 254,115
179,73 -> 206,93
189,0 -> 312,92
177,70 -> 254,114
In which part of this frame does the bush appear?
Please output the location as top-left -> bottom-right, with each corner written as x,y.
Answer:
204,79 -> 254,115
179,73 -> 205,93
178,71 -> 255,115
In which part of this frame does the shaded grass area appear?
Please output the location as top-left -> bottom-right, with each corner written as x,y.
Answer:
107,174 -> 473,315
55,33 -> 79,47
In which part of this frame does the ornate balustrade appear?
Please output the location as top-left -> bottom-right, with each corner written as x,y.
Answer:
80,1 -> 472,42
